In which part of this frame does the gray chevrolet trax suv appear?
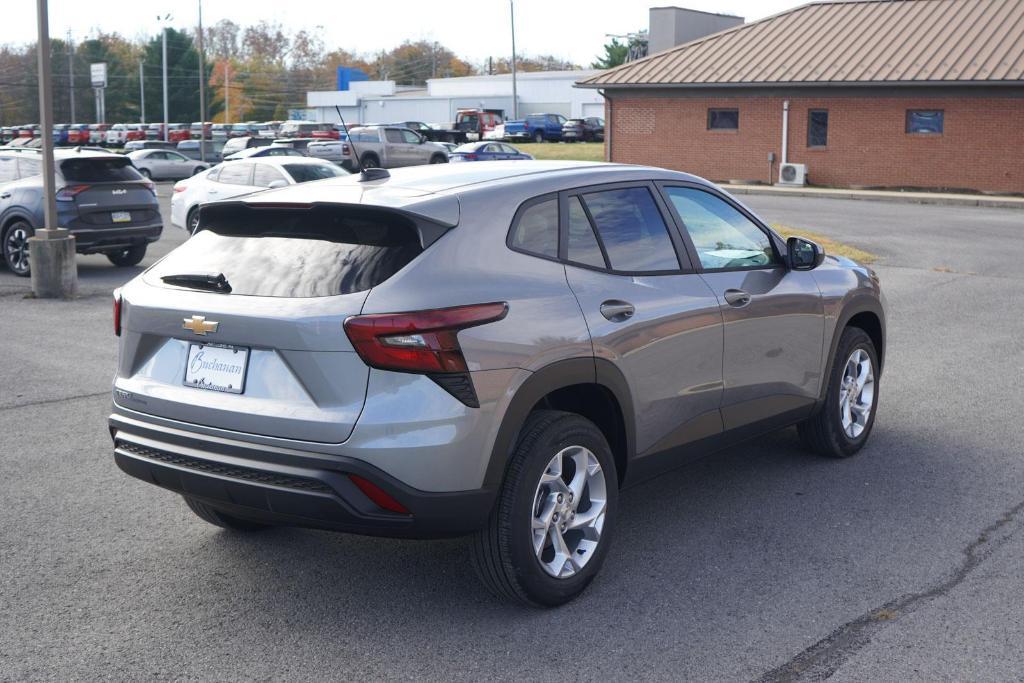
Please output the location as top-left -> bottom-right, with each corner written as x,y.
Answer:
110,161 -> 886,606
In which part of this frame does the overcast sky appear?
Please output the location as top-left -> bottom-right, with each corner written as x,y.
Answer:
8,0 -> 803,67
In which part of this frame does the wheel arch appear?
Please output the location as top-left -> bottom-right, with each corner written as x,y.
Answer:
818,296 -> 886,404
484,358 -> 635,489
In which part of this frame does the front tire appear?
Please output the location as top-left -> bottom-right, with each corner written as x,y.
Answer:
472,410 -> 617,607
429,153 -> 448,164
2,219 -> 33,277
798,326 -> 879,458
106,244 -> 147,267
183,496 -> 270,531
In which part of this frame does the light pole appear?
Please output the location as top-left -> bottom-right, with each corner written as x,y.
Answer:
139,60 -> 145,124
30,0 -> 78,298
159,14 -> 172,142
66,29 -> 75,123
510,0 -> 518,120
197,0 -> 207,162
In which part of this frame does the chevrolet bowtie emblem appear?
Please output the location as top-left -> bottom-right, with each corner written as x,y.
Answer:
182,315 -> 219,335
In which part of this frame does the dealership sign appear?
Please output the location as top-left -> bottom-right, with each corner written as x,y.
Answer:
90,63 -> 107,88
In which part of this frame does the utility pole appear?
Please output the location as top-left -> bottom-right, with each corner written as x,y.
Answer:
139,61 -> 145,124
510,0 -> 518,120
197,0 -> 207,162
224,61 -> 229,123
30,0 -> 78,298
431,42 -> 437,79
66,29 -> 75,123
161,20 -> 169,142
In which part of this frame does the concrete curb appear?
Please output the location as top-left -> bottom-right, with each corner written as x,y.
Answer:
721,185 -> 1024,210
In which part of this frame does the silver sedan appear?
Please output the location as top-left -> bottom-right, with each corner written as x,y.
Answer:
127,149 -> 209,181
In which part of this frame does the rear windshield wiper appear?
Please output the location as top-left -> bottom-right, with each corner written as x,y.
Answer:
160,272 -> 232,293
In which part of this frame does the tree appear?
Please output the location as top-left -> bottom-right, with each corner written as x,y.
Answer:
141,28 -> 218,124
77,33 -> 142,123
591,38 -> 629,70
490,55 -> 581,74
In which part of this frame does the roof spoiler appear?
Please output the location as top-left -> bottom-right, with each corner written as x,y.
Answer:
198,199 -> 457,250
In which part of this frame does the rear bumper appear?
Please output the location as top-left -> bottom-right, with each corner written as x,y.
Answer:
71,223 -> 162,254
109,412 -> 497,539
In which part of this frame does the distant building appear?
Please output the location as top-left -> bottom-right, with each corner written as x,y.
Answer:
306,70 -> 606,125
579,0 -> 1024,194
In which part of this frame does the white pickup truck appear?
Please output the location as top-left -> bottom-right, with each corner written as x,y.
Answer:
343,126 -> 450,170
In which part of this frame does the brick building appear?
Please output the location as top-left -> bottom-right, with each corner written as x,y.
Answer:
578,0 -> 1024,194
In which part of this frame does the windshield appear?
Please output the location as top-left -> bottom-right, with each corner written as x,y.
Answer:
453,143 -> 482,153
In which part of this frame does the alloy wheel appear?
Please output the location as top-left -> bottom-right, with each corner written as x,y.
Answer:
4,225 -> 30,274
531,445 -> 607,579
839,348 -> 875,438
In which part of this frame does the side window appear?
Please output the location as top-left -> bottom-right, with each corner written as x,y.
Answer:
663,187 -> 778,270
167,152 -> 188,162
707,108 -> 739,130
206,166 -> 221,182
400,129 -> 421,144
508,197 -> 558,259
217,163 -> 253,186
384,128 -> 404,143
0,157 -> 17,183
566,196 -> 606,268
18,158 -> 40,178
253,165 -> 285,188
148,152 -> 167,160
578,187 -> 679,272
906,109 -> 943,134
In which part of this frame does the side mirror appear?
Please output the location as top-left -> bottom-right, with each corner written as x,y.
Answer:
267,179 -> 288,189
787,236 -> 825,270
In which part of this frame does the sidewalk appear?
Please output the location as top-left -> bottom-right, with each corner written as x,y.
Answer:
721,183 -> 1024,209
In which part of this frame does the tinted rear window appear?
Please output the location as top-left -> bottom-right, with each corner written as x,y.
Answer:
283,163 -> 345,183
148,206 -> 425,297
60,157 -> 143,182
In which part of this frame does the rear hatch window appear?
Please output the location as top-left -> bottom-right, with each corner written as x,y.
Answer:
147,205 -> 425,297
60,157 -> 144,183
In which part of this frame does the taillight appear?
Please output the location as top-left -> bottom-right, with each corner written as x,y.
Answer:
348,475 -> 409,514
113,289 -> 122,336
172,184 -> 187,193
55,185 -> 90,201
141,179 -> 156,195
344,302 -> 507,375
342,143 -> 350,154
463,154 -> 477,160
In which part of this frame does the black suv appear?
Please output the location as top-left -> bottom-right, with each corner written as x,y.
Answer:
0,148 -> 162,276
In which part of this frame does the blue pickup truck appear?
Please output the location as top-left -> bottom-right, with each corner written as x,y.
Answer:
501,113 -> 568,143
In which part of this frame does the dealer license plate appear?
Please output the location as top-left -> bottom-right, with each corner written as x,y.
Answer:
111,211 -> 132,223
184,343 -> 249,394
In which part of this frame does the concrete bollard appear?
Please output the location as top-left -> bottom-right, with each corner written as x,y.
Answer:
28,228 -> 78,299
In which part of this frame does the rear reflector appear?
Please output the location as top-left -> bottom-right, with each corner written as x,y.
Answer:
348,475 -> 409,514
113,289 -> 122,336
344,302 -> 508,375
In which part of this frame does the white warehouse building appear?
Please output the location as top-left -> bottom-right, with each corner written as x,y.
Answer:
305,70 -> 605,126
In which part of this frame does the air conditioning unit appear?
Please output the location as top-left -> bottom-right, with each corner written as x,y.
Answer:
778,162 -> 807,186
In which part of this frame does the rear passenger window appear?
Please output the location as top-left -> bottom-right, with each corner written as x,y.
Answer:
567,196 -> 605,268
509,197 -> 558,259
253,165 -> 285,188
18,158 -> 41,178
0,157 -> 18,183
579,187 -> 679,272
217,163 -> 252,186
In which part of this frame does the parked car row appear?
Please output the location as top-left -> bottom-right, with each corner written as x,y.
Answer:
487,114 -> 605,143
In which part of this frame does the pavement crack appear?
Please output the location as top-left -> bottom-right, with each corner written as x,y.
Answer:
754,497 -> 1024,682
0,391 -> 109,413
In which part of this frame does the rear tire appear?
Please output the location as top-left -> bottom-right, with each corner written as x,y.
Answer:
361,153 -> 380,169
471,410 -> 617,607
186,207 -> 201,235
106,244 -> 147,267
183,496 -> 270,531
139,168 -> 152,179
797,326 -> 880,458
2,219 -> 33,277
192,166 -> 205,176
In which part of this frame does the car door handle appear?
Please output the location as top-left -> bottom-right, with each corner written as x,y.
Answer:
600,300 -> 635,322
723,289 -> 752,307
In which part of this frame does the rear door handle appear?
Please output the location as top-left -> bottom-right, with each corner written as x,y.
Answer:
723,289 -> 752,307
600,300 -> 635,322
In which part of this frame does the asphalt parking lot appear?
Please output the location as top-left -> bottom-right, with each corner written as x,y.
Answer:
2,186 -> 1023,680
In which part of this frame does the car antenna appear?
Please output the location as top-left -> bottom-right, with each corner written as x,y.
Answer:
335,106 -> 389,182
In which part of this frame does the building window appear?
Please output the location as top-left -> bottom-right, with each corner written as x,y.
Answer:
807,109 -> 828,147
906,110 -> 943,134
707,109 -> 739,130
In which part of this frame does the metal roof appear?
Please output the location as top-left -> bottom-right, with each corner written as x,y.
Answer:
579,0 -> 1024,88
